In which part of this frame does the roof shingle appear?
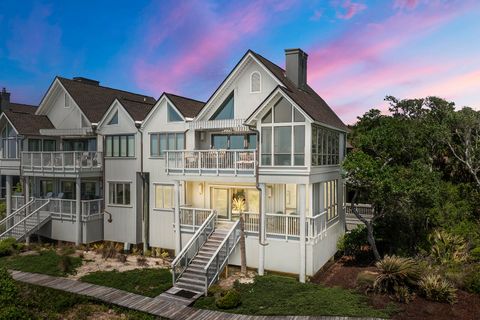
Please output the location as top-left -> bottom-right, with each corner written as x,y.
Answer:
165,93 -> 205,118
4,108 -> 54,136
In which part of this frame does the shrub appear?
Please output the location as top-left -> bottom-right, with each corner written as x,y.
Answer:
374,255 -> 420,293
207,284 -> 223,296
0,305 -> 30,320
102,242 -> 118,260
0,267 -> 18,305
337,225 -> 370,260
393,285 -> 415,304
215,288 -> 241,309
429,230 -> 468,265
356,271 -> 377,289
137,256 -> 148,267
464,268 -> 480,294
117,253 -> 127,263
58,255 -> 76,274
418,274 -> 457,304
0,238 -> 18,257
470,247 -> 480,262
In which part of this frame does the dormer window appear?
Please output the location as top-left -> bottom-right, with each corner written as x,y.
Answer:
250,72 -> 261,93
108,111 -> 118,125
167,103 -> 183,122
210,92 -> 234,120
64,93 -> 70,108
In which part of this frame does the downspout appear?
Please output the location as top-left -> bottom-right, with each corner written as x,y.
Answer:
135,121 -> 148,254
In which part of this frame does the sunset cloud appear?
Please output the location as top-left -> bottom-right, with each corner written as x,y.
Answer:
337,1 -> 367,20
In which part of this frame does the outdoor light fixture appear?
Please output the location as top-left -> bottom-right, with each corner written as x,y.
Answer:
198,182 -> 204,195
267,185 -> 272,198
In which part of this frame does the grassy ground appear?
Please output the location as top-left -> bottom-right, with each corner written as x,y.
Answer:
194,275 -> 398,318
80,268 -> 172,297
15,282 -> 158,320
0,249 -> 82,276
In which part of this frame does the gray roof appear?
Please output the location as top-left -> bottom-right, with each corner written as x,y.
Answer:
4,105 -> 54,136
164,93 -> 205,118
58,77 -> 156,123
117,97 -> 156,122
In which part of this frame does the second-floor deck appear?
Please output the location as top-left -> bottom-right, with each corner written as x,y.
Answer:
21,151 -> 103,177
165,150 -> 256,177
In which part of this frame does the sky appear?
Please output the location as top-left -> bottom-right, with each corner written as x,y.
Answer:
0,0 -> 479,124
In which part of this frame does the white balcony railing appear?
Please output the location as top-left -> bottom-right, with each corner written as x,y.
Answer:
165,150 -> 256,176
11,195 -> 33,211
21,151 -> 102,174
189,118 -> 248,130
48,198 -> 103,222
179,206 -> 216,232
244,211 -> 328,240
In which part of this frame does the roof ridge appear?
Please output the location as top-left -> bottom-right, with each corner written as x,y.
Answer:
164,92 -> 205,104
118,96 -> 156,105
57,76 -> 155,100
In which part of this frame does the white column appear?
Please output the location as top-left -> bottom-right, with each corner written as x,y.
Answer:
258,183 -> 266,276
6,175 -> 12,229
75,176 -> 81,245
298,183 -> 306,283
173,180 -> 181,254
24,176 -> 30,245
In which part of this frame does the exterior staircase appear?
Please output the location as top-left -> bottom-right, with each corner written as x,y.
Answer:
171,213 -> 241,295
0,198 -> 51,241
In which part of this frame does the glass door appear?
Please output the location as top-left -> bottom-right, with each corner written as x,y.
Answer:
211,188 -> 229,219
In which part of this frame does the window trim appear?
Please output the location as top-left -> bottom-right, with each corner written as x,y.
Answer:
250,71 -> 261,93
167,103 -> 184,122
153,183 -> 175,210
105,134 -> 135,158
108,181 -> 132,206
149,132 -> 185,158
210,133 -> 256,150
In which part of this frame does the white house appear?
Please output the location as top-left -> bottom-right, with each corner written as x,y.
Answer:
0,49 -> 348,295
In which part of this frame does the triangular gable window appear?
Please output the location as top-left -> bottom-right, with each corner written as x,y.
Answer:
210,92 -> 234,120
168,103 -> 183,122
108,111 -> 118,125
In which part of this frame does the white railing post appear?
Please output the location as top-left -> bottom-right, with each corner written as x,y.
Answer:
198,151 -> 201,175
234,151 -> 237,176
216,150 -> 219,175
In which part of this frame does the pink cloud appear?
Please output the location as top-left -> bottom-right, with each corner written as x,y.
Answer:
133,0 -> 295,94
310,9 -> 324,21
337,1 -> 367,20
394,0 -> 420,10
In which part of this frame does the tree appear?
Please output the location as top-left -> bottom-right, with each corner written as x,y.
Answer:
232,197 -> 247,274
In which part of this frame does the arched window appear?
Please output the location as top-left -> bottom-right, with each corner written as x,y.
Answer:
251,72 -> 261,93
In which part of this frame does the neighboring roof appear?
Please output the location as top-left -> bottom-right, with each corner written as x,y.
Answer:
3,108 -> 53,136
250,51 -> 348,131
7,103 -> 37,114
57,77 -> 156,123
164,93 -> 205,118
117,97 -> 156,122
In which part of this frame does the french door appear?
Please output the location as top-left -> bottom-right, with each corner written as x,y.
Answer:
211,187 -> 230,219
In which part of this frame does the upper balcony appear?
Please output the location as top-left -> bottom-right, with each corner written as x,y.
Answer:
165,149 -> 256,178
21,151 -> 103,177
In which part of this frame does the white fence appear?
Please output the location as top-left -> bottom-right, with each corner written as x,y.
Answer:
179,207 -> 216,232
48,198 -> 103,222
21,151 -> 102,173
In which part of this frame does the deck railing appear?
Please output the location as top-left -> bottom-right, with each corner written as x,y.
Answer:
165,149 -> 256,176
179,207 -> 215,232
171,211 -> 216,284
21,151 -> 102,173
48,198 -> 103,222
11,195 -> 33,211
244,211 -> 329,240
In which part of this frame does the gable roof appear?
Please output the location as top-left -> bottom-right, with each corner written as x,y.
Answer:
118,97 -> 156,122
3,107 -> 54,136
249,51 -> 347,131
6,103 -> 37,114
164,93 -> 205,118
57,77 -> 156,123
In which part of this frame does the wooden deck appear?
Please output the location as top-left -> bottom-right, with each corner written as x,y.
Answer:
10,270 -> 384,320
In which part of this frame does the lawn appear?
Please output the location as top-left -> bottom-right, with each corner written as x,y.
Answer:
194,275 -> 397,318
14,282 -> 157,319
80,268 -> 172,297
0,249 -> 82,276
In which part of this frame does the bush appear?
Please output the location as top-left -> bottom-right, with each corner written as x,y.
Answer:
356,271 -> 377,289
374,255 -> 420,293
0,238 -> 18,257
102,242 -> 118,260
215,288 -> 241,309
418,274 -> 457,304
470,247 -> 480,262
337,225 -> 370,260
464,268 -> 480,294
117,253 -> 127,263
136,256 -> 148,267
207,284 -> 223,296
429,230 -> 468,265
393,285 -> 415,304
58,255 -> 76,275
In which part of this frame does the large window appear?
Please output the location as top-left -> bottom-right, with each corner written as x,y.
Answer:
211,134 -> 256,149
210,92 -> 234,120
63,138 -> 96,152
150,132 -> 184,157
260,97 -> 305,166
1,123 -> 20,159
312,180 -> 338,220
109,182 -> 131,205
311,125 -> 340,166
155,184 -> 174,209
105,135 -> 135,157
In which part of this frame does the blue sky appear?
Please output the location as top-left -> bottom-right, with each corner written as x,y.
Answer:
1,0 -> 479,123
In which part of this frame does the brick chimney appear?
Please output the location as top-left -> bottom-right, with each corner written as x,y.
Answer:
285,48 -> 308,89
0,87 -> 11,113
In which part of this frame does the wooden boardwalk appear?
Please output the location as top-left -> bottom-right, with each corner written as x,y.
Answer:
10,270 -> 384,320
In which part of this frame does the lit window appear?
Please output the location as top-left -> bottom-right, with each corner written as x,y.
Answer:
155,184 -> 174,209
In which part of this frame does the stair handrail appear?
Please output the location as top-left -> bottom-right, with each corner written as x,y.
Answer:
0,199 -> 35,226
203,220 -> 241,293
0,199 -> 51,239
171,210 -> 216,284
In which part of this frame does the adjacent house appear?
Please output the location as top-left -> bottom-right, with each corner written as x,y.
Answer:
0,49 -> 348,294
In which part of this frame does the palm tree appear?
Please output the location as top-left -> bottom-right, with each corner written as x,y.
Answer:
232,197 -> 247,275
